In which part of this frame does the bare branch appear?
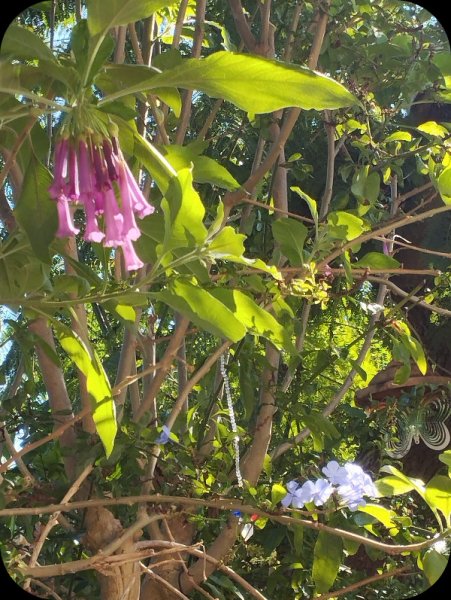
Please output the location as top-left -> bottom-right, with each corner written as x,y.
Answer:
0,407 -> 90,475
228,0 -> 257,51
315,566 -> 411,600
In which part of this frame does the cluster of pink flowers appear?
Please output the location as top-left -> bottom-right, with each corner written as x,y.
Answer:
49,135 -> 154,271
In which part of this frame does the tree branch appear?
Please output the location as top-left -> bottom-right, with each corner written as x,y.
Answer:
228,0 -> 257,51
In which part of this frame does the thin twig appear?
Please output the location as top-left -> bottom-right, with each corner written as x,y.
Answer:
140,561 -> 190,600
0,407 -> 90,475
315,566 -> 411,600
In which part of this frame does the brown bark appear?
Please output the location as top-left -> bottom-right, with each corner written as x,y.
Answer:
84,506 -> 141,600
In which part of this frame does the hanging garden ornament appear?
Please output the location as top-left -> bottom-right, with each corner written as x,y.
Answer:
385,393 -> 451,458
48,125 -> 154,272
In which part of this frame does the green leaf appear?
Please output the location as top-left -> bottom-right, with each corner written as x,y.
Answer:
291,186 -> 318,231
272,218 -> 308,266
353,252 -> 400,269
385,131 -> 413,142
399,332 -> 427,375
302,412 -> 340,451
133,132 -> 176,194
87,0 -> 177,37
14,158 -> 57,263
312,532 -> 343,593
54,323 -> 117,457
208,227 -> 246,258
160,144 -> 240,190
417,121 -> 449,138
358,504 -> 399,531
100,51 -> 357,113
1,24 -> 56,63
159,168 -> 208,255
271,483 -> 287,506
437,167 -> 451,205
425,476 -> 451,527
438,450 -> 451,477
0,62 -> 60,108
423,549 -> 449,586
375,476 -> 416,497
327,211 -> 365,241
376,466 -> 426,502
71,20 -> 114,85
154,280 -> 246,342
209,289 -> 294,352
192,156 -> 240,190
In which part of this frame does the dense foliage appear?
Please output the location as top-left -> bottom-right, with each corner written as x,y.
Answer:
0,1 -> 451,599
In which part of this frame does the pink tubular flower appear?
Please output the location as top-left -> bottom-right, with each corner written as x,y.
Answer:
49,133 -> 154,271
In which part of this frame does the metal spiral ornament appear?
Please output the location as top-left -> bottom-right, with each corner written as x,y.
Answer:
385,393 -> 451,458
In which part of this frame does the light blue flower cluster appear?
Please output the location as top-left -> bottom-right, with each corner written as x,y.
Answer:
282,461 -> 377,511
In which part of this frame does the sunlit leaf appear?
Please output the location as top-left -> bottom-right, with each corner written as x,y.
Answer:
100,51 -> 357,113
312,532 -> 342,593
154,280 -> 246,342
54,323 -> 117,457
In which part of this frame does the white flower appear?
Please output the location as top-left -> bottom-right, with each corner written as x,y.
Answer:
337,482 -> 366,511
311,478 -> 334,506
292,480 -> 315,508
322,460 -> 348,485
281,480 -> 300,508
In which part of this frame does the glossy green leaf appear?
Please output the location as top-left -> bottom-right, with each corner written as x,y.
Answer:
192,156 -> 240,190
437,167 -> 451,205
209,288 -> 294,352
54,323 -> 117,457
291,186 -> 318,231
353,252 -> 400,269
358,504 -> 399,530
376,466 -> 426,501
87,0 -> 177,36
133,132 -> 176,194
423,549 -> 449,586
327,211 -> 365,241
399,332 -> 427,376
154,280 -> 246,342
425,476 -> 451,526
159,144 -> 240,189
71,20 -> 114,85
271,483 -> 287,506
312,531 -> 343,593
272,218 -> 308,266
1,24 -> 56,63
208,227 -> 246,258
375,475 -> 415,497
14,158 -> 57,263
100,51 -> 357,113
302,412 -> 340,452
417,121 -> 449,138
0,62 -> 60,108
385,131 -> 412,142
159,168 -> 208,255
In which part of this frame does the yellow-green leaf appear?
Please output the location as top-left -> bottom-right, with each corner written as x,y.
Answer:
54,323 -> 117,457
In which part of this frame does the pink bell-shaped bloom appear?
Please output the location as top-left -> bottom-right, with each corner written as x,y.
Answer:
84,195 -> 104,243
55,197 -> 79,237
117,161 -> 141,241
49,133 -> 154,271
66,144 -> 79,200
103,187 -> 124,247
122,238 -> 144,272
123,164 -> 154,218
49,138 -> 69,199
